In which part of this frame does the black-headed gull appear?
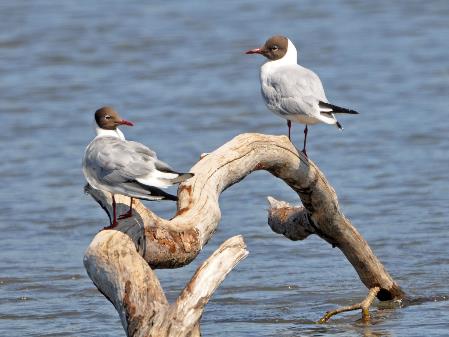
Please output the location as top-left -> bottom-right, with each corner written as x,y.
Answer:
83,107 -> 193,229
246,35 -> 359,156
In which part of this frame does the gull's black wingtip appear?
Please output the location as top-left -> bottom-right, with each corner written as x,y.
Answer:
165,193 -> 178,201
319,101 -> 360,114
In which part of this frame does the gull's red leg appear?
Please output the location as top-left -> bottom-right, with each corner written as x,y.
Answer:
302,125 -> 308,157
287,120 -> 292,140
118,197 -> 133,220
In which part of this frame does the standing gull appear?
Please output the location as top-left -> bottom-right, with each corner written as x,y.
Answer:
245,35 -> 359,156
83,107 -> 193,229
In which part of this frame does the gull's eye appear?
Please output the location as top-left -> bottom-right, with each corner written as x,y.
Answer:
270,45 -> 279,51
105,115 -> 111,119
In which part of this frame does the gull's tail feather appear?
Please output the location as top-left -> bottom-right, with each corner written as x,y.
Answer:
123,180 -> 178,201
137,172 -> 194,188
145,187 -> 178,201
136,183 -> 178,201
319,101 -> 359,114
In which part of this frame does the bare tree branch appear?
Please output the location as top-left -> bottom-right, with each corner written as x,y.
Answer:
84,133 -> 404,335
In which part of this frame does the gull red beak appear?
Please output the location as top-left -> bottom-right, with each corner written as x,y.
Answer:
118,119 -> 134,126
245,48 -> 263,55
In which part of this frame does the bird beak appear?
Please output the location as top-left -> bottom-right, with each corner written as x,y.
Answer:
245,47 -> 263,55
118,119 -> 134,126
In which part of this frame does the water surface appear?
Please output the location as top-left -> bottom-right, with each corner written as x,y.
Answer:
1,1 -> 449,336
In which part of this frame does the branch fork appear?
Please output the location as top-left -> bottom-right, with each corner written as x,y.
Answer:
84,133 -> 403,335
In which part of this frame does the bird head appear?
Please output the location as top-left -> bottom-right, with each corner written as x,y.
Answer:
94,107 -> 134,130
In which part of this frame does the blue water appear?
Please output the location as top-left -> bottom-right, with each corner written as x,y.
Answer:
1,1 -> 449,336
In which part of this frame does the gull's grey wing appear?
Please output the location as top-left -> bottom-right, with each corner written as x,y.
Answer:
83,137 -> 182,200
85,137 -> 158,185
154,159 -> 177,173
122,140 -> 181,177
263,64 -> 328,116
125,140 -> 177,177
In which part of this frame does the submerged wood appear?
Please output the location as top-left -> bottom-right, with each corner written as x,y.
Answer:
84,133 -> 404,336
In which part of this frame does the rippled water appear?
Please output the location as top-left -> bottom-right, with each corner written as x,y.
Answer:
1,1 -> 449,336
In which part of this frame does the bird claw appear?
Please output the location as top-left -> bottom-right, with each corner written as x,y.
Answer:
301,149 -> 308,158
102,221 -> 118,230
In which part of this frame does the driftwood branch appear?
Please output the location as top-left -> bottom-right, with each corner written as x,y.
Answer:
84,233 -> 247,337
267,194 -> 404,320
84,133 -> 404,335
267,196 -> 404,300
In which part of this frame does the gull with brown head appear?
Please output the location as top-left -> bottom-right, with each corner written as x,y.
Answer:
246,35 -> 359,156
83,107 -> 194,229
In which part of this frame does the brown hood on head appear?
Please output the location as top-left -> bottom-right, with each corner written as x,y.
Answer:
245,35 -> 288,61
94,106 -> 134,130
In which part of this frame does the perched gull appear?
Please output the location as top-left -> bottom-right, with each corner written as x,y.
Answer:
245,35 -> 359,156
83,107 -> 194,229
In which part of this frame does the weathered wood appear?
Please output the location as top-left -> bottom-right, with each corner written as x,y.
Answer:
85,234 -> 247,337
84,133 -> 404,335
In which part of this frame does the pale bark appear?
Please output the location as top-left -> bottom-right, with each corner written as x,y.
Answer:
84,133 -> 404,335
84,233 -> 247,337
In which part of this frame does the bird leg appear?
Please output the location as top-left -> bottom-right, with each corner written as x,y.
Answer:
318,287 -> 380,323
302,125 -> 308,156
118,197 -> 134,220
287,120 -> 292,140
103,194 -> 118,230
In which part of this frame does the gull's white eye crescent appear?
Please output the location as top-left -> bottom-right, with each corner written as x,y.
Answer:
105,115 -> 111,119
271,45 -> 279,51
